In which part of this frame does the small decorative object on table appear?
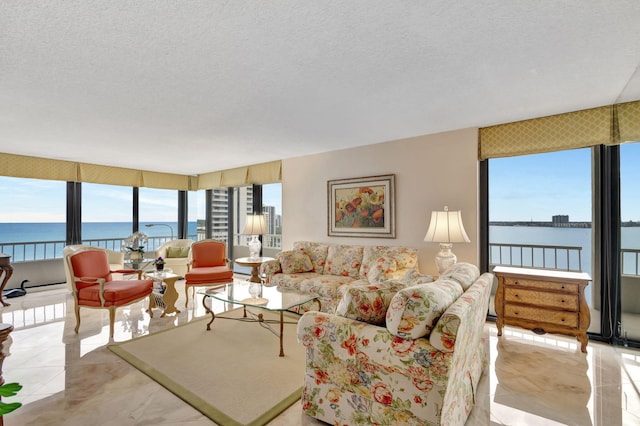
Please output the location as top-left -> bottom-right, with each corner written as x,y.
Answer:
124,232 -> 148,263
154,256 -> 166,272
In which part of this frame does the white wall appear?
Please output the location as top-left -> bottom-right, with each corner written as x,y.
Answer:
281,127 -> 479,277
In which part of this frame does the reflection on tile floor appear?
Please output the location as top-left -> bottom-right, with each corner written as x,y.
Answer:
0,280 -> 639,425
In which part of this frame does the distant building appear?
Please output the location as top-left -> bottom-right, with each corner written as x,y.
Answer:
552,215 -> 570,227
262,205 -> 276,235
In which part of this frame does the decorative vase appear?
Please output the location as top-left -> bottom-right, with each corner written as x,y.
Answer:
156,263 -> 164,272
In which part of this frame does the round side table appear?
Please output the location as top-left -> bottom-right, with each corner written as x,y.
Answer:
0,255 -> 13,307
235,257 -> 274,283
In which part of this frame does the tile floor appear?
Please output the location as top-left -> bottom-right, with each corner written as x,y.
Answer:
1,278 -> 639,425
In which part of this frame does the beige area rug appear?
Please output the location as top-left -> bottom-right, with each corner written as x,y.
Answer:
108,308 -> 305,426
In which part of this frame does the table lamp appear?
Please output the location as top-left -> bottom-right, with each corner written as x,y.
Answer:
423,206 -> 470,274
242,214 -> 268,260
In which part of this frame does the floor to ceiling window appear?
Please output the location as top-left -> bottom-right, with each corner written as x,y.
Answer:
487,148 -> 599,334
0,176 -> 66,261
619,141 -> 640,342
81,183 -> 133,251
189,190 -> 204,241
139,187 -> 178,251
262,183 -> 282,256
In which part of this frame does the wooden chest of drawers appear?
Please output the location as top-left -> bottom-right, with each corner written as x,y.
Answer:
494,266 -> 591,353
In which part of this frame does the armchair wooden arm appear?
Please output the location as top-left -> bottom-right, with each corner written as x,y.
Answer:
112,269 -> 143,279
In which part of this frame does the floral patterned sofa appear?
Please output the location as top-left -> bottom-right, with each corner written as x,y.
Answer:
260,241 -> 420,314
296,263 -> 493,426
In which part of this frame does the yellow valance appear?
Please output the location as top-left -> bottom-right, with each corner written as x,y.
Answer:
617,101 -> 640,143
195,160 -> 282,190
479,101 -> 640,160
479,105 -> 613,159
0,152 -> 282,191
0,153 -> 78,181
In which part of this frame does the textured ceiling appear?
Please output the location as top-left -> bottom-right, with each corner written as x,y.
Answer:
2,1 -> 640,175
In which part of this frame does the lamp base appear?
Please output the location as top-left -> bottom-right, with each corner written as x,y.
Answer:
434,243 -> 457,274
248,235 -> 261,260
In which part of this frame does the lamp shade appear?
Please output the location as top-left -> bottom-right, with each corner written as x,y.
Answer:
423,207 -> 470,243
242,214 -> 267,235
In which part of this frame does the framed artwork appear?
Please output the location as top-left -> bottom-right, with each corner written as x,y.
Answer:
328,174 -> 395,238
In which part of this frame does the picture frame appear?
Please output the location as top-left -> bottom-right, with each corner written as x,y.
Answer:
328,174 -> 395,238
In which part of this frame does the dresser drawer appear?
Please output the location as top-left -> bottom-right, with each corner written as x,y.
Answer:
504,305 -> 579,328
504,277 -> 578,293
504,287 -> 578,311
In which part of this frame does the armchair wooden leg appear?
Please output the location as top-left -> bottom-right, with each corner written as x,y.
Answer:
109,307 -> 116,340
185,286 -> 189,308
74,305 -> 81,334
148,294 -> 154,318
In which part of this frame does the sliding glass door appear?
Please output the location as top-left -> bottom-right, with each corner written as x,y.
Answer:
619,142 -> 640,343
487,148 -> 598,333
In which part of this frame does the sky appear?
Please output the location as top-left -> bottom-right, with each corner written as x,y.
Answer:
0,144 -> 637,223
490,143 -> 640,222
0,179 -> 282,223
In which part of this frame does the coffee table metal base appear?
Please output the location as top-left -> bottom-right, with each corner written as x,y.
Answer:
201,297 -> 320,357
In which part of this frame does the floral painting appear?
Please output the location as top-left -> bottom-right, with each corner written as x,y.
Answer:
328,174 -> 395,238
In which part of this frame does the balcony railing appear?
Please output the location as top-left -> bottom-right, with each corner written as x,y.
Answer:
489,242 -> 583,272
489,244 -> 640,276
0,233 -> 282,263
622,248 -> 640,276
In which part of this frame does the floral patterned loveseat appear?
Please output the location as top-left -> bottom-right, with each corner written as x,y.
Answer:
296,263 -> 493,426
260,241 -> 419,314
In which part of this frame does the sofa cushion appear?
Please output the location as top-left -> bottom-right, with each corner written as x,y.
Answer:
325,244 -> 364,278
386,279 -> 464,340
293,241 -> 330,273
272,272 -> 322,291
278,250 -> 313,274
367,258 -> 398,284
439,262 -> 480,291
166,246 -> 190,258
300,275 -> 362,299
401,269 -> 435,286
336,280 -> 408,325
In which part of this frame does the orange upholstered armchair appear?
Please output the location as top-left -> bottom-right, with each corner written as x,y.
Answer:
67,248 -> 154,339
184,239 -> 234,307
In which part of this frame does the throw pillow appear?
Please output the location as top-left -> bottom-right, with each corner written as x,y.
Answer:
367,258 -> 398,284
278,250 -> 313,274
386,279 -> 464,340
336,280 -> 408,326
166,246 -> 190,258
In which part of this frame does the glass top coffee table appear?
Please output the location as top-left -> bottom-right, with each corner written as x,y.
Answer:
198,283 -> 320,356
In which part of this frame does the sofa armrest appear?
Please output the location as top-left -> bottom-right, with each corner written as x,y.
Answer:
259,259 -> 282,283
429,272 -> 494,352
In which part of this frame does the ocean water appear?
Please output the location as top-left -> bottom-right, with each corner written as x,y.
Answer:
0,222 -> 198,246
